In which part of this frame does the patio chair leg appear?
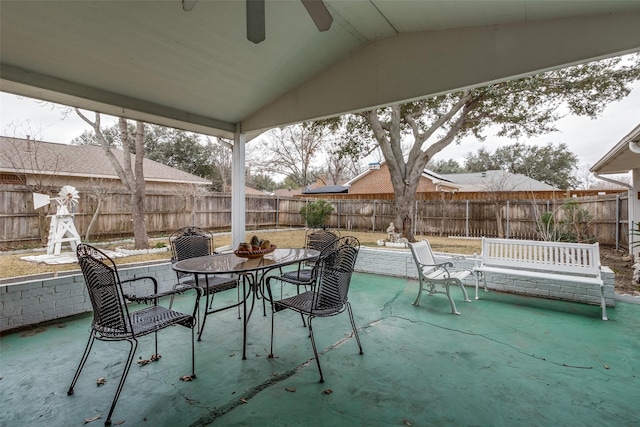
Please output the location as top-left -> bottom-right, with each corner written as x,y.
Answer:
444,282 -> 461,315
347,302 -> 363,355
412,278 -> 424,306
105,339 -> 138,426
307,317 -> 325,383
269,302 -> 276,358
67,334 -> 96,395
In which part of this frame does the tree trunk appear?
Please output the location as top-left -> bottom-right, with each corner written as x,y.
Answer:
395,192 -> 415,242
131,121 -> 149,248
495,207 -> 504,238
85,197 -> 101,242
131,190 -> 148,248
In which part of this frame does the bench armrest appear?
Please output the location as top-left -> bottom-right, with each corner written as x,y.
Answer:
416,261 -> 454,270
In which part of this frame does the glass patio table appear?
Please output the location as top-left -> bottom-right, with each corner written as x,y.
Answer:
172,248 -> 320,359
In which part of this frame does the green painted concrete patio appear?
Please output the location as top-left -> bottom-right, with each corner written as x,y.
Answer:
1,272 -> 639,426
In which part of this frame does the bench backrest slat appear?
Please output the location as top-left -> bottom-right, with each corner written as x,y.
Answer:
481,237 -> 600,276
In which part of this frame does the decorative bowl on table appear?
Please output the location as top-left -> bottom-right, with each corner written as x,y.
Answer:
234,244 -> 277,259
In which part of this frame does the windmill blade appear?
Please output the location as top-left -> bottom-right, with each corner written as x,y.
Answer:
247,0 -> 266,44
33,193 -> 51,210
301,0 -> 332,32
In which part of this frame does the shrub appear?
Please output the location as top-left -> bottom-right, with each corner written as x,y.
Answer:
300,200 -> 334,228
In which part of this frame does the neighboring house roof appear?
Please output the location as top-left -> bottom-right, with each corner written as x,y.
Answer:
273,188 -> 304,197
438,170 -> 555,192
302,185 -> 349,194
0,136 -> 210,185
345,161 -> 554,193
244,186 -> 265,195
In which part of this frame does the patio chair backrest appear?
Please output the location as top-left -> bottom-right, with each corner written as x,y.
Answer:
170,226 -> 213,279
77,244 -> 131,336
409,240 -> 437,272
306,228 -> 340,252
313,237 -> 360,312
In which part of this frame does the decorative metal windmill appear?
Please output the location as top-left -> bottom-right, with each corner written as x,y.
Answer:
33,185 -> 82,255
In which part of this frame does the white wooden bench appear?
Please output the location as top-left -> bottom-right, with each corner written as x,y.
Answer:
473,237 -> 608,320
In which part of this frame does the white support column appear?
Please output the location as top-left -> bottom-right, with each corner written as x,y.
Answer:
231,132 -> 246,250
631,168 -> 640,256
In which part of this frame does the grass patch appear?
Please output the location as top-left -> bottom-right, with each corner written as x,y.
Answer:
0,230 -> 481,280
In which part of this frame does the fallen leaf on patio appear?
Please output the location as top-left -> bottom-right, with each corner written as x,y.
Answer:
285,387 -> 296,392
96,377 -> 106,386
150,354 -> 162,362
604,365 -> 610,369
180,375 -> 194,382
113,421 -> 125,425
403,419 -> 413,426
240,398 -> 248,404
323,389 -> 333,394
137,359 -> 150,366
83,415 -> 101,423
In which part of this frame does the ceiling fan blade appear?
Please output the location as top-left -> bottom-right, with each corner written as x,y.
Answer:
182,0 -> 197,12
247,0 -> 266,44
300,0 -> 333,32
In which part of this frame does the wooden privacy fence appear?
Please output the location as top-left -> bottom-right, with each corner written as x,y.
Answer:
0,186 -> 629,249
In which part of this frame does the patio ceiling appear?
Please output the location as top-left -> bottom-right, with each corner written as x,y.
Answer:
2,1 -> 640,141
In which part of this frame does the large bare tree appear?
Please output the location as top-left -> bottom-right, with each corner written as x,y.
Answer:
255,123 -> 328,188
75,111 -> 149,248
334,54 -> 640,241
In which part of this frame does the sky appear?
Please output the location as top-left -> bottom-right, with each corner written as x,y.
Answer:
2,82 -> 639,172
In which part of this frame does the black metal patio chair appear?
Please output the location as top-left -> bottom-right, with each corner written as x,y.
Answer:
169,226 -> 241,340
68,244 -> 200,426
266,236 -> 363,383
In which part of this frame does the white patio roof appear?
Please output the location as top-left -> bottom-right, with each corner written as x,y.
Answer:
2,1 -> 640,247
590,124 -> 640,175
2,1 -> 640,141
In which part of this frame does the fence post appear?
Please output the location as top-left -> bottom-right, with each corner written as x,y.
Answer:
466,200 -> 469,238
373,200 -> 376,232
276,196 -> 280,228
506,201 -> 510,238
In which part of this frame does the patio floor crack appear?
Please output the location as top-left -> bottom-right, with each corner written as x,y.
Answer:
391,314 -> 596,370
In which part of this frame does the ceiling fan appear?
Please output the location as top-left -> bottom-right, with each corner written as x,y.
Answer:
182,0 -> 333,44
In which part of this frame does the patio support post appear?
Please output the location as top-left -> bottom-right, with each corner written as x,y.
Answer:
616,194 -> 620,250
632,168 -> 640,256
231,132 -> 246,249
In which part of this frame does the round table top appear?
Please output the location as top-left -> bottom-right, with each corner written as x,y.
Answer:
172,248 -> 320,275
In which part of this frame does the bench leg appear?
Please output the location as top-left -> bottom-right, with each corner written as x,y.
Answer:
600,286 -> 608,321
458,279 -> 471,303
473,271 -> 489,300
